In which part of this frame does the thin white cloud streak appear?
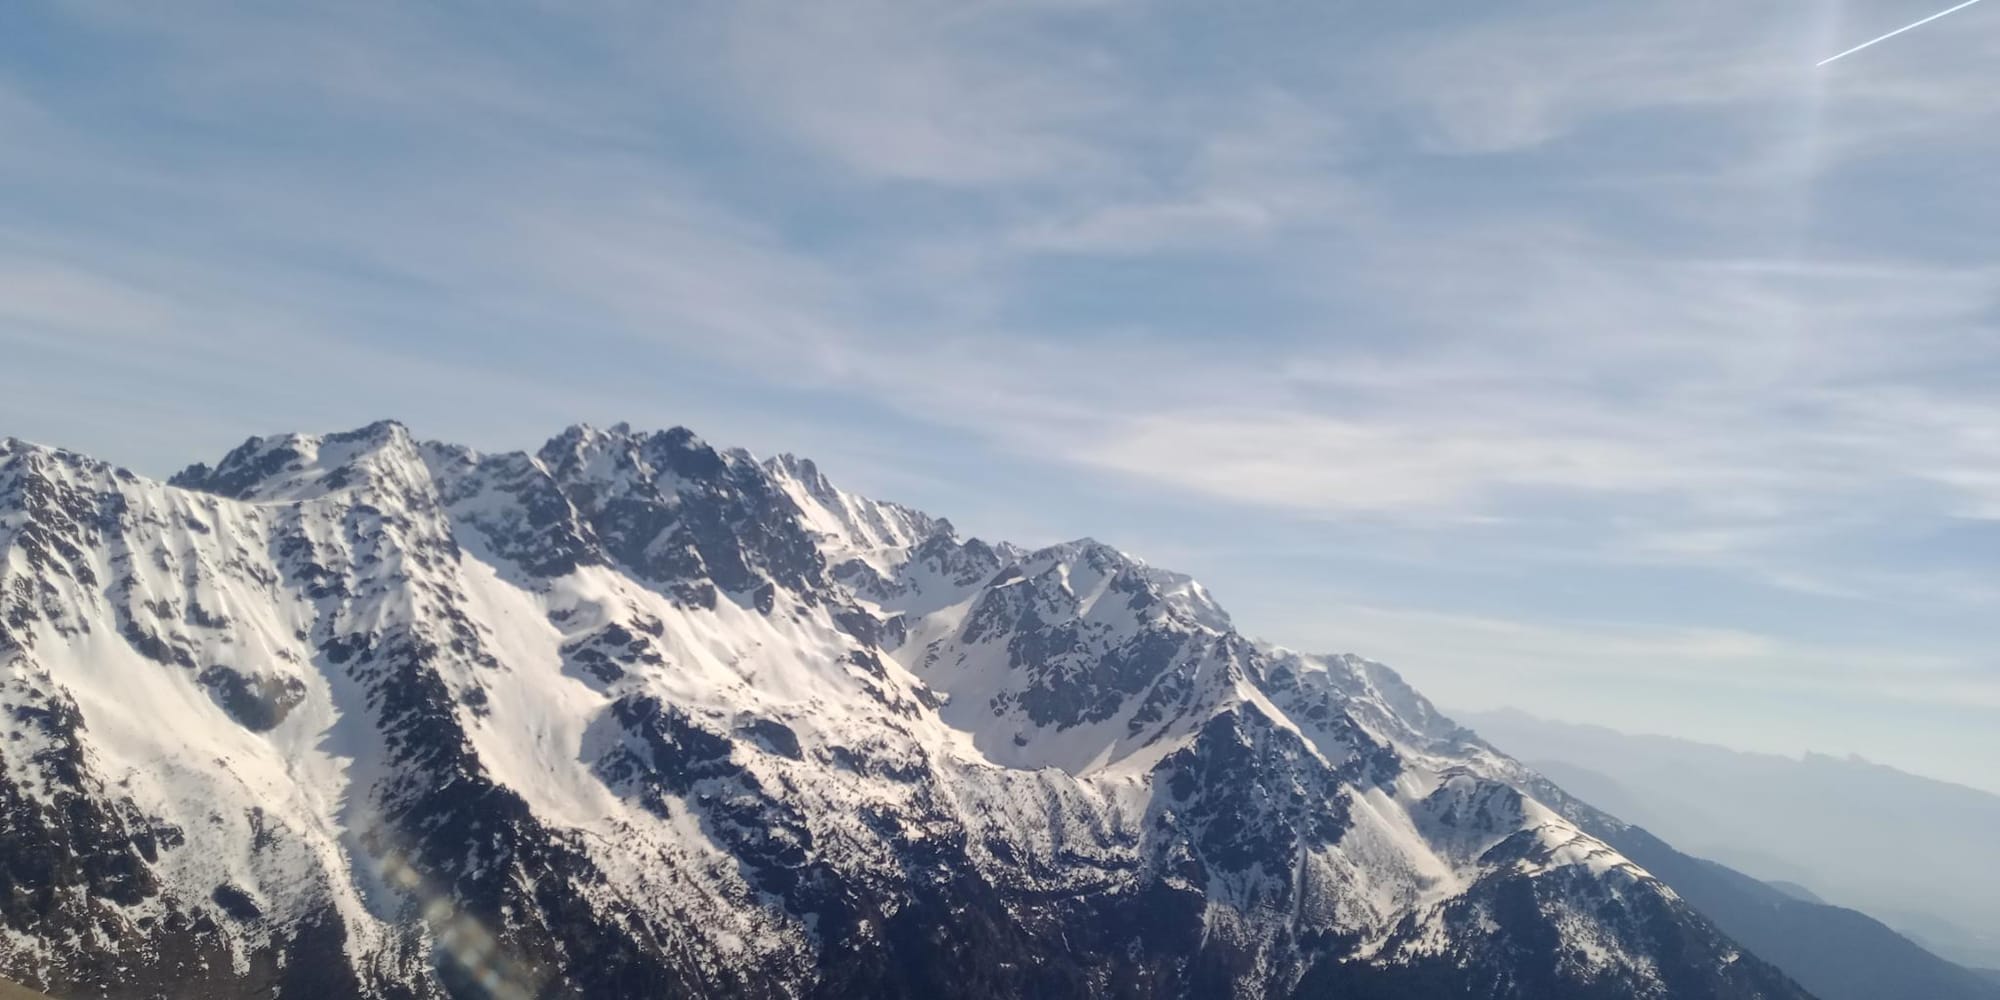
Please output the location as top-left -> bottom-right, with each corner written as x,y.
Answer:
0,258 -> 186,345
1819,0 -> 1992,66
708,0 -> 1127,185
1365,2 -> 1810,155
1294,602 -> 1980,690
1009,90 -> 1359,253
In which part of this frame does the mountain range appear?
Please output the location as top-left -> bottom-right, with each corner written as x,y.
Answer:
0,420 -> 1970,998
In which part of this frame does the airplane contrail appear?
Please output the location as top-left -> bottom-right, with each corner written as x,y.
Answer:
1819,0 -> 1992,65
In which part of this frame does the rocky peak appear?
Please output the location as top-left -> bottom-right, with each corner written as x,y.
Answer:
762,452 -> 942,581
170,419 -> 425,504
532,423 -> 726,492
424,424 -> 827,609
419,440 -> 600,580
1,438 -> 127,490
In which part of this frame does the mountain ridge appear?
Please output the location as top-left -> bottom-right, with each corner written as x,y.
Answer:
3,421 -> 1812,999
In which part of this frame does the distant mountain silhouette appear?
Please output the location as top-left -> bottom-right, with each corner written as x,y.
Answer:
1492,752 -> 2000,1000
1594,824 -> 2000,1000
1766,880 -> 1826,904
1465,707 -> 2000,970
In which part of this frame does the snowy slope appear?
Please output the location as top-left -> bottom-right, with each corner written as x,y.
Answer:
0,422 -> 1813,1000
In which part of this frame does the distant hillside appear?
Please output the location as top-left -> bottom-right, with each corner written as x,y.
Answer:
1465,707 -> 2000,970
1593,824 -> 2000,1000
1768,880 -> 1827,904
1497,761 -> 2000,1000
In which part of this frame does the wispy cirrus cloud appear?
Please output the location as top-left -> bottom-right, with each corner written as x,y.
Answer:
702,0 -> 1130,186
4,0 -> 1999,783
10,0 -> 1997,542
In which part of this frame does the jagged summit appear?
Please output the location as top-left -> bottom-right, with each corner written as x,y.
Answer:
170,419 -> 421,502
0,419 -> 1815,1000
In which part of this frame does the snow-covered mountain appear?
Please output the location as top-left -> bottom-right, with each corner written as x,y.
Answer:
0,421 -> 1810,999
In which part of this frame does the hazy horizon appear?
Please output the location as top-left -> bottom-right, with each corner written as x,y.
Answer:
1459,704 -> 2000,797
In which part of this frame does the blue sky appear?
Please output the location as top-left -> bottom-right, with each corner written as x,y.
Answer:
3,1 -> 1997,792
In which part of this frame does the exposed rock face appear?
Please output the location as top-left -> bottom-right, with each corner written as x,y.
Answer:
0,425 -> 1812,999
